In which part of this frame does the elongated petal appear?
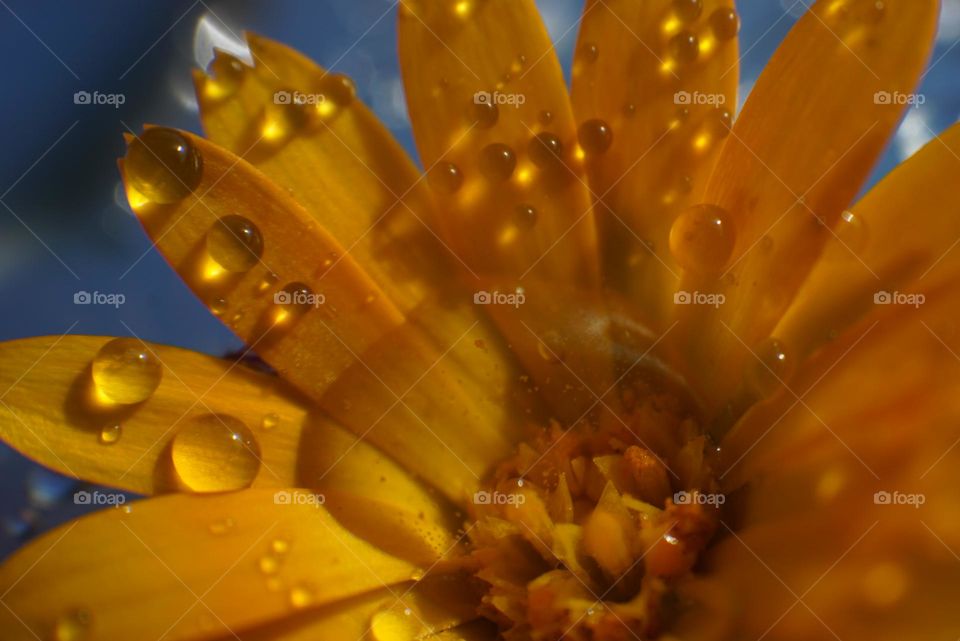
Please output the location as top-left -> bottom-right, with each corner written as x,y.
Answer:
671,0 -> 939,415
0,490 -> 423,641
571,0 -> 739,327
121,132 -> 517,504
0,335 -> 306,494
776,122 -> 960,359
195,36 -> 525,424
397,0 -> 600,286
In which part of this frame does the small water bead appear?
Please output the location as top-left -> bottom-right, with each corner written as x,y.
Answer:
257,273 -> 279,293
92,338 -> 163,405
53,610 -> 91,641
207,53 -> 246,97
668,204 -> 736,274
429,161 -> 463,194
206,215 -> 264,272
580,42 -> 599,63
273,282 -> 319,325
289,584 -> 314,609
709,7 -> 740,41
538,110 -> 554,126
833,209 -> 868,254
623,103 -> 637,118
370,610 -> 417,641
708,107 -> 733,138
528,132 -> 564,168
478,143 -> 517,182
210,298 -> 228,316
272,538 -> 290,555
264,88 -> 313,137
259,554 -> 281,575
470,99 -> 499,129
171,414 -> 261,493
668,31 -> 700,64
99,423 -> 122,445
578,119 -> 613,155
514,204 -> 538,229
261,413 -> 280,430
745,338 -> 791,397
125,128 -> 203,204
208,517 -> 236,535
317,73 -> 356,108
672,0 -> 703,22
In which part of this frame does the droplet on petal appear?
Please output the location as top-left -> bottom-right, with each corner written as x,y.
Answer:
53,609 -> 91,641
125,128 -> 203,204
709,7 -> 740,40
745,338 -> 791,397
479,143 -> 516,182
580,42 -> 599,63
206,215 -> 264,273
370,610 -> 417,641
528,132 -> 564,168
171,414 -> 261,492
668,204 -> 736,273
92,338 -> 163,404
429,161 -> 463,194
317,73 -> 356,108
672,0 -> 703,23
668,31 -> 700,64
514,204 -> 538,229
470,99 -> 499,129
99,423 -> 122,445
261,413 -> 279,431
832,209 -> 868,255
578,119 -> 613,155
207,52 -> 246,98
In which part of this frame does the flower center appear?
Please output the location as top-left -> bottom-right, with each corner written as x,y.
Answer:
465,374 -> 723,640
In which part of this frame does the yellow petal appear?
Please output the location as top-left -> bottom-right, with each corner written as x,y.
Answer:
776,122 -> 960,360
0,335 -> 306,494
570,0 -> 739,328
120,131 -> 515,504
397,0 -> 600,286
671,0 -> 939,415
0,489 -> 423,641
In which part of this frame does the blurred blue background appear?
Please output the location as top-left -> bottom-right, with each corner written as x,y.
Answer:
0,0 -> 958,558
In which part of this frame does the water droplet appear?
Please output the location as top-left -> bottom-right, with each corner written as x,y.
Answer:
429,162 -> 463,194
668,204 -> 735,274
528,132 -> 564,168
207,53 -> 246,98
259,555 -> 281,575
623,102 -> 637,118
672,0 -> 703,22
668,31 -> 700,64
53,610 -> 90,641
578,119 -> 613,156
708,107 -> 733,139
206,215 -> 264,272
580,42 -> 599,63
264,89 -> 313,137
538,110 -> 554,126
832,209 -> 868,255
514,204 -> 537,229
370,610 -> 417,641
709,7 -> 740,40
92,338 -> 163,404
470,99 -> 499,129
258,273 -> 279,293
208,517 -> 236,535
745,338 -> 791,397
271,538 -> 290,555
125,128 -> 203,204
171,414 -> 261,493
289,584 -> 314,609
261,413 -> 279,431
210,297 -> 228,316
99,423 -> 122,445
478,143 -> 516,182
317,73 -> 356,108
272,282 -> 318,325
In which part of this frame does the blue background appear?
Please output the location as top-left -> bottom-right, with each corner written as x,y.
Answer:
1,0 -> 958,558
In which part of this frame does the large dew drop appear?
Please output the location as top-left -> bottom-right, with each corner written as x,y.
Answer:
125,128 -> 203,204
91,338 -> 163,405
171,414 -> 261,492
668,204 -> 736,274
206,215 -> 264,272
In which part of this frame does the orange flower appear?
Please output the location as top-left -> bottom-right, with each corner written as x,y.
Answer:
0,0 -> 955,640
